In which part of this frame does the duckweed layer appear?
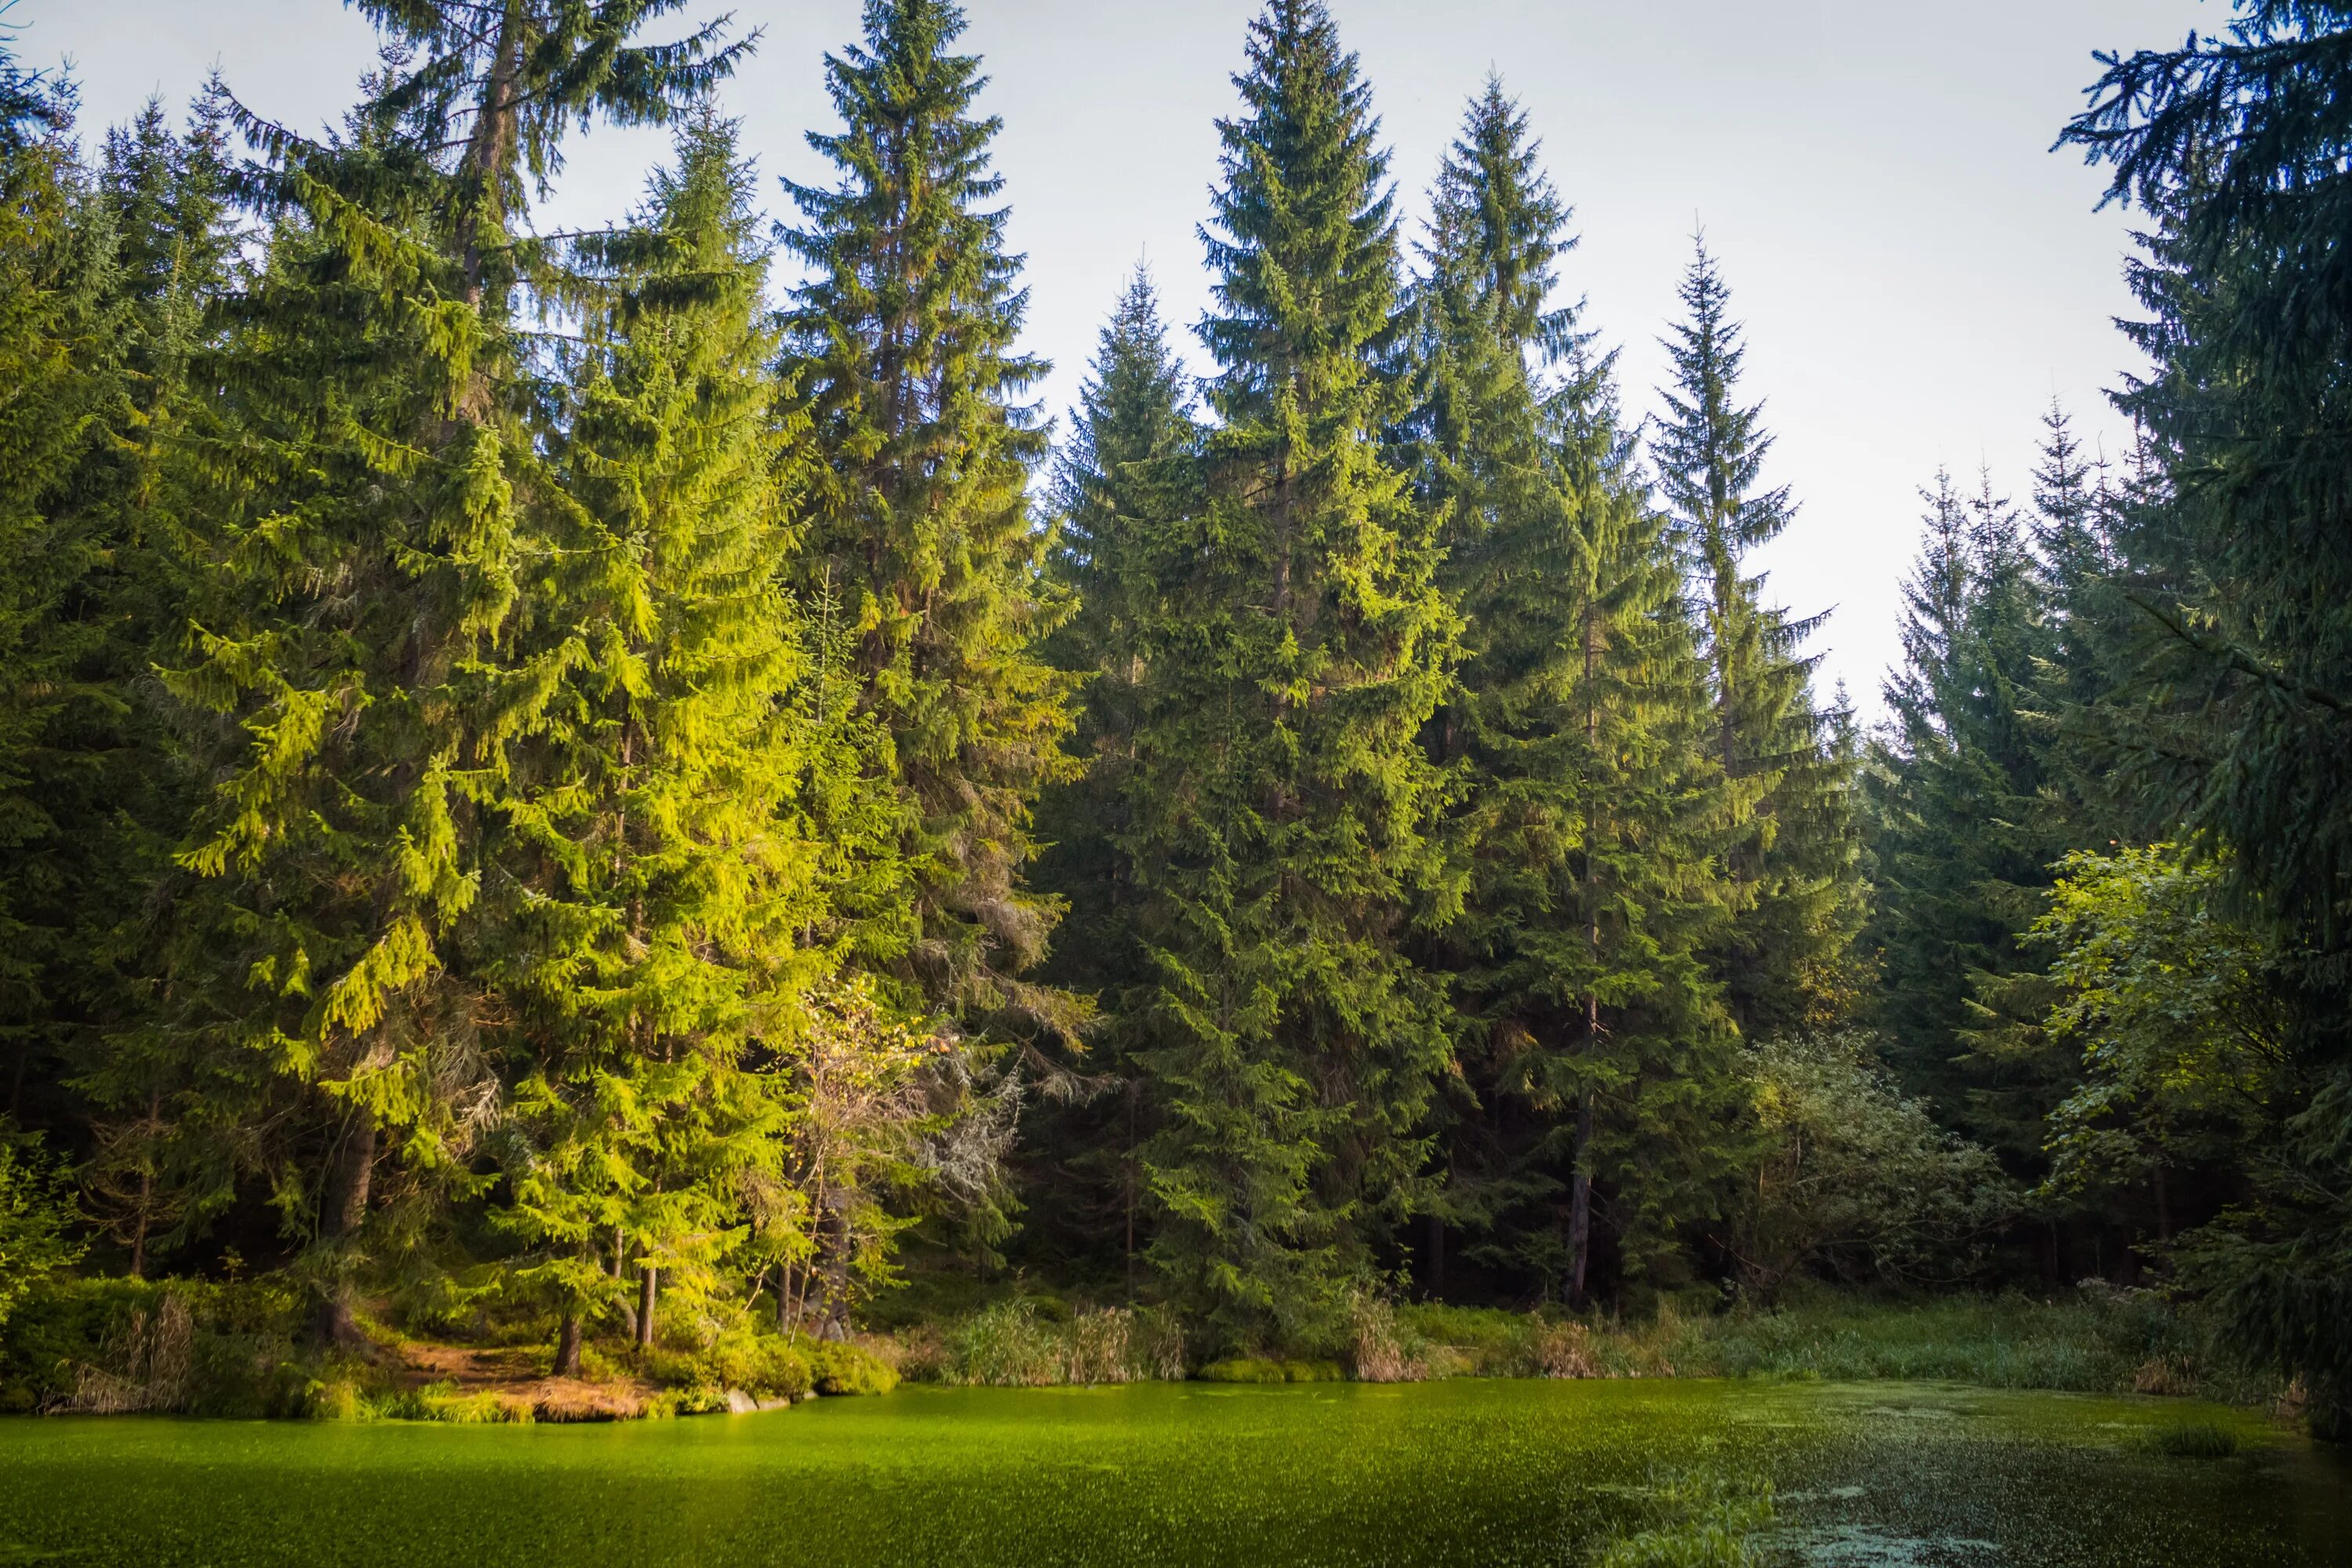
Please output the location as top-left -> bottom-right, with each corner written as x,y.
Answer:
0,1380 -> 2343,1566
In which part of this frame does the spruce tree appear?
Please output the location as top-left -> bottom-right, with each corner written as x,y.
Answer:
1406,84 -> 1738,1305
1124,0 -> 1454,1346
481,117 -> 827,1369
2063,2 -> 2352,1431
1027,270 -> 1202,1280
781,0 -> 1078,1038
1655,239 -> 1863,1036
162,1 -> 742,1341
60,86 -> 247,1274
0,68 -> 129,1131
1866,472 -> 2068,1174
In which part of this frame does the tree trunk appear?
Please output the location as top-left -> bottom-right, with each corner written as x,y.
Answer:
553,1312 -> 583,1378
1425,1210 -> 1445,1298
1568,1087 -> 1595,1309
314,1116 -> 376,1347
636,1264 -> 659,1351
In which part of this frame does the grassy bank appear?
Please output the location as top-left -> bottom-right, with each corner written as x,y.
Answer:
0,1277 -> 898,1422
2,1276 -> 2281,1422
858,1286 -> 2277,1408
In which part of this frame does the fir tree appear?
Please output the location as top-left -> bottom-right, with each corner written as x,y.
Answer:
2063,2 -> 2352,1432
60,85 -> 247,1275
1655,238 -> 1863,1037
0,69 -> 130,1133
1867,472 -> 2067,1173
1125,0 -> 1455,1346
781,0 -> 1079,1040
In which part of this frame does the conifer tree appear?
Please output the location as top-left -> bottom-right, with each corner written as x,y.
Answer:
60,86 -> 247,1274
162,1 -> 742,1341
0,66 -> 129,1132
2063,2 -> 2352,1431
781,0 -> 1078,1038
1655,240 -> 1863,1036
1027,270 -> 1202,1277
1405,84 -> 1737,1305
483,117 -> 826,1370
1867,472 -> 2067,1170
1124,0 -> 1455,1346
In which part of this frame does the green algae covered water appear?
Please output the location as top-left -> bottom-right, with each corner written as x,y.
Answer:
0,1380 -> 2343,1566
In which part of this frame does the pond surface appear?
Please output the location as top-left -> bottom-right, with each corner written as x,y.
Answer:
0,1379 -> 2343,1566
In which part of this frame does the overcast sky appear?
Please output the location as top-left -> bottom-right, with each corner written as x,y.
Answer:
16,0 -> 2214,716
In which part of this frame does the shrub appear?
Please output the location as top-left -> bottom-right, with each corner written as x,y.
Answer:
1346,1294 -> 1425,1383
1197,1357 -> 1344,1384
949,1301 -> 1066,1386
0,1132 -> 82,1335
808,1339 -> 898,1396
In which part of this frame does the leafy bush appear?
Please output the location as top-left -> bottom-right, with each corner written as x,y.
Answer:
1197,1358 -> 1343,1384
808,1339 -> 898,1396
1729,1033 -> 2016,1299
0,1130 -> 82,1334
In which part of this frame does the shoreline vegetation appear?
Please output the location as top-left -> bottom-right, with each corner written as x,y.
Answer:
1,0 -> 2348,1457
0,1280 -> 2288,1426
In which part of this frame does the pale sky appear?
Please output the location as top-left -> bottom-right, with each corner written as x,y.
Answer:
19,0 -> 2215,717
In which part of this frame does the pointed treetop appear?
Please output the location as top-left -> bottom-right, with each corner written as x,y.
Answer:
1656,232 -> 1794,557
1425,74 -> 1579,361
1199,0 -> 1399,402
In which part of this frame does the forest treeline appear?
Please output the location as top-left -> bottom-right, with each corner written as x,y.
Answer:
0,0 -> 2345,1434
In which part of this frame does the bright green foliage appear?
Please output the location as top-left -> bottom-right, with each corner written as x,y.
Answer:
1126,0 -> 1455,1347
781,0 -> 1078,1033
1403,83 -> 1737,1304
1729,1033 -> 2013,1301
0,1127 -> 83,1333
2030,846 -> 2288,1208
1655,241 -> 1864,1037
483,118 -> 825,1355
158,1 -> 745,1338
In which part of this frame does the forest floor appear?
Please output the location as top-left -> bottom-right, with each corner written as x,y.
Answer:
389,1341 -> 665,1422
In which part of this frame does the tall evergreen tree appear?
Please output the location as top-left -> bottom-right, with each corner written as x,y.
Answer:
1403,82 -> 1737,1305
56,86 -> 247,1275
0,68 -> 129,1133
483,117 -> 829,1370
2062,1 -> 2352,1433
1655,240 -> 1863,1036
161,0 -> 742,1341
1027,270 -> 1202,1282
781,0 -> 1078,1042
1124,0 -> 1455,1347
1867,471 -> 2071,1178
